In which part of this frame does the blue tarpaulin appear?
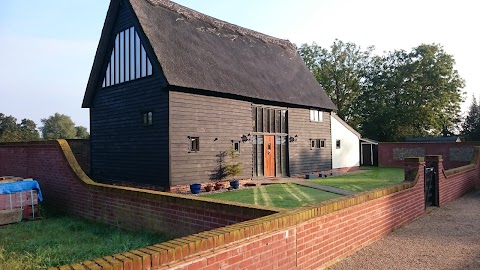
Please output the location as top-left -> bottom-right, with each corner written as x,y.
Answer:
0,180 -> 43,201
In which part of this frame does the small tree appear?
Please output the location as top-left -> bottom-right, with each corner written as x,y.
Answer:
461,95 -> 480,141
225,148 -> 242,180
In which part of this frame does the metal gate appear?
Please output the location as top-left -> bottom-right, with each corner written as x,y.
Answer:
424,165 -> 439,208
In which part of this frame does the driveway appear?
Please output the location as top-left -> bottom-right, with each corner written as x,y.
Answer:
328,189 -> 480,270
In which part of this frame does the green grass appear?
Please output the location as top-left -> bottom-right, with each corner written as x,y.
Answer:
0,209 -> 170,269
309,167 -> 404,192
203,183 -> 342,209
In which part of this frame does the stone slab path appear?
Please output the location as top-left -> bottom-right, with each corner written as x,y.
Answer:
328,189 -> 480,270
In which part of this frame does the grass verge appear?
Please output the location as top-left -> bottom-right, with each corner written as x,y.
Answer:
309,167 -> 404,192
0,209 -> 170,269
203,183 -> 342,208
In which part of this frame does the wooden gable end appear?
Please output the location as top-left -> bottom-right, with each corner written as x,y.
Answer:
88,0 -> 170,187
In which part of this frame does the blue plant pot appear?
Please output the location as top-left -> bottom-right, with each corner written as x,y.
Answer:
190,183 -> 202,194
230,180 -> 240,189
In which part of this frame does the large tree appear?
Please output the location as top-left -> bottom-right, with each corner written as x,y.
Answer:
41,113 -> 77,139
0,113 -> 40,142
359,44 -> 464,141
461,95 -> 480,141
298,40 -> 373,126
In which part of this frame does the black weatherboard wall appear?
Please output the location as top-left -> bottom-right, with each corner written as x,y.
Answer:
289,109 -> 332,174
169,91 -> 253,186
90,0 -> 169,186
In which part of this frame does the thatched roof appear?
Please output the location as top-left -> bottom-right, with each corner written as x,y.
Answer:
83,0 -> 336,110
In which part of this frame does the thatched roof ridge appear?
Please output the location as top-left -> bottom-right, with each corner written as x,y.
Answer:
145,0 -> 296,51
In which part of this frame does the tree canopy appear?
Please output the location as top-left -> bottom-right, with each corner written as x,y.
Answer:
299,42 -> 465,141
298,40 -> 372,127
461,95 -> 480,141
41,113 -> 89,140
0,113 -> 40,142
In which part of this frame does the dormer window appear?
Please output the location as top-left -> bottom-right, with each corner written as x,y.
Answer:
102,26 -> 153,88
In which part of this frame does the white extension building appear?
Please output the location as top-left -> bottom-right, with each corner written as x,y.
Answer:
331,113 -> 360,169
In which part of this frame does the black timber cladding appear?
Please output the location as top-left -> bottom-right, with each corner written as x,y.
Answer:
90,0 -> 169,186
288,108 -> 332,174
169,91 -> 253,186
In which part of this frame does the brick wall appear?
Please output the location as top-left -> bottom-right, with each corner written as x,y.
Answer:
1,141 -> 478,270
0,141 -> 276,238
378,142 -> 480,169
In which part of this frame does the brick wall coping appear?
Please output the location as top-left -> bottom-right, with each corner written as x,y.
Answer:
40,140 -> 431,270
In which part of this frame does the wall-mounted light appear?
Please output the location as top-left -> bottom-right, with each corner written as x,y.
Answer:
241,134 -> 251,143
289,135 -> 298,143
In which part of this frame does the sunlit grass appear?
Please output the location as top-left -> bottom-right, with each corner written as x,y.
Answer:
203,183 -> 342,209
309,167 -> 404,192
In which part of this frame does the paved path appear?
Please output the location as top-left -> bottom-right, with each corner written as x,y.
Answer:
328,189 -> 480,270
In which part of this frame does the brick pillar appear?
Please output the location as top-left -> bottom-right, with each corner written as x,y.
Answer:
403,157 -> 425,182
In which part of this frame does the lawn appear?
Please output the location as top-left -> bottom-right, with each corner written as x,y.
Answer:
202,183 -> 342,209
0,209 -> 170,269
309,167 -> 404,192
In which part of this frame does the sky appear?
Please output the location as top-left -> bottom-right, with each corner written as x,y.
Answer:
0,0 -> 478,131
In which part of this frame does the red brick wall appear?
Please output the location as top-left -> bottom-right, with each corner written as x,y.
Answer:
378,142 -> 480,169
1,141 -> 478,270
159,161 -> 426,270
0,141 -> 276,238
425,155 -> 480,206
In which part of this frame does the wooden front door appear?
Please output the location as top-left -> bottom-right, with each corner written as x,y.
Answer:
264,135 -> 275,177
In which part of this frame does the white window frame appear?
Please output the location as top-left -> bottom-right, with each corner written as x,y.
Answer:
309,109 -> 323,122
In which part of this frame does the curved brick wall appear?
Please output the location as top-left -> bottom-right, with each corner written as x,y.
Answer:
0,141 -> 478,270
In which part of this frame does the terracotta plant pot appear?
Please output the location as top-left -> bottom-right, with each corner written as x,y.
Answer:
214,183 -> 223,190
205,184 -> 213,192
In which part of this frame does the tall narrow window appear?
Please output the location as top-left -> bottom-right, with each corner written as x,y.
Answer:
190,137 -> 200,152
114,35 -> 119,84
119,31 -> 124,83
102,26 -> 153,88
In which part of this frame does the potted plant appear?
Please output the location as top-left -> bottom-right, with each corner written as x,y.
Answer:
204,184 -> 213,192
225,148 -> 242,189
210,151 -> 228,190
190,183 -> 201,194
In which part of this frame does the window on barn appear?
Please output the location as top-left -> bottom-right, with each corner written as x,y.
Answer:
102,26 -> 153,88
336,140 -> 341,149
233,141 -> 240,152
310,139 -> 326,149
309,110 -> 323,122
142,111 -> 153,126
190,137 -> 200,152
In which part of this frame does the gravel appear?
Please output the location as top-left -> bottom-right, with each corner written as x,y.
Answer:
328,189 -> 480,270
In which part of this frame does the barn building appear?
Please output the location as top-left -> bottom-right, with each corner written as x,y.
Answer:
83,0 -> 337,188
